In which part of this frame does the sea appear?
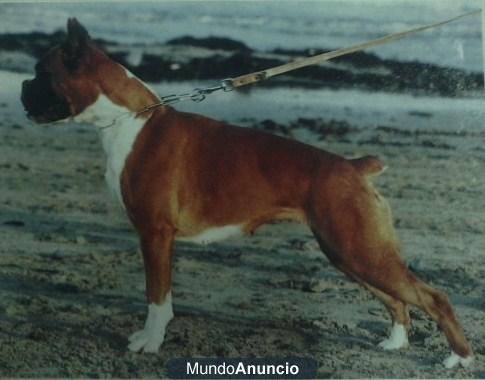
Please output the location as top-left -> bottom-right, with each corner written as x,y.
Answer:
0,0 -> 482,72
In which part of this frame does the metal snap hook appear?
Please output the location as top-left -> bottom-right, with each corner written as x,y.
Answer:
190,89 -> 206,102
221,78 -> 235,92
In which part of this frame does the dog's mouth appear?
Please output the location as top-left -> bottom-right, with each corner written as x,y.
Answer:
24,104 -> 70,123
21,76 -> 71,123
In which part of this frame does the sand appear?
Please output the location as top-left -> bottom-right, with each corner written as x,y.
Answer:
1,67 -> 485,378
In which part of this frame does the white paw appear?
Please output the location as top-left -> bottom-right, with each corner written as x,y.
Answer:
128,327 -> 166,353
443,351 -> 473,369
128,294 -> 174,353
378,323 -> 409,350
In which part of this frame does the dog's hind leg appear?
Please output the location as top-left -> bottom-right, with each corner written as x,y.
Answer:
313,221 -> 473,367
358,257 -> 473,368
313,231 -> 410,350
308,166 -> 472,367
128,224 -> 175,353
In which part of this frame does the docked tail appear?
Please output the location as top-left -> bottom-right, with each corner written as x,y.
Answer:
351,155 -> 386,177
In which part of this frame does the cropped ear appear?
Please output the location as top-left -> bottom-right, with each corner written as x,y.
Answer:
62,18 -> 91,70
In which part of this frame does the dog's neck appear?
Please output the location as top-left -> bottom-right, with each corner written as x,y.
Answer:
73,65 -> 161,129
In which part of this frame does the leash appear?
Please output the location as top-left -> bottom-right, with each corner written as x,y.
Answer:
100,9 -> 480,129
98,84 -> 228,129
226,9 -> 480,89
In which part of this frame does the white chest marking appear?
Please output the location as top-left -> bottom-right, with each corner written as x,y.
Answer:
177,225 -> 244,245
73,94 -> 145,206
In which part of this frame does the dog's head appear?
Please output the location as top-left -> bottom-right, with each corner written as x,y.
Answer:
21,19 -> 109,123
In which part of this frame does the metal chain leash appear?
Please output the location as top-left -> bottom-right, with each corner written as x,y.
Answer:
135,79 -> 235,117
98,80 -> 234,130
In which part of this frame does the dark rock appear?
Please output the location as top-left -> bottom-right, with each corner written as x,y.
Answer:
3,220 -> 25,227
167,35 -> 251,52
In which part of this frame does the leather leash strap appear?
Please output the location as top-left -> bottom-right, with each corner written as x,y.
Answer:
225,9 -> 481,89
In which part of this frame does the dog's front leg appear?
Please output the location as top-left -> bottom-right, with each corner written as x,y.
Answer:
128,225 -> 175,353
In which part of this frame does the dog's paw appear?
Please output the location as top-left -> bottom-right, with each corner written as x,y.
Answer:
443,351 -> 473,369
378,323 -> 409,350
128,328 -> 165,353
128,298 -> 173,353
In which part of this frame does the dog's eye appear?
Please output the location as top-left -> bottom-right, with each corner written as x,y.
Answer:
61,50 -> 83,72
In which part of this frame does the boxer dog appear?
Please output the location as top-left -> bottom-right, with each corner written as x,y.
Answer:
21,19 -> 472,368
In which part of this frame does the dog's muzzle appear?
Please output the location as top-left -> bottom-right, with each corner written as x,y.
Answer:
21,76 -> 71,123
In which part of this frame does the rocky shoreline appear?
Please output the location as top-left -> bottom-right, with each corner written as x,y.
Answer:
0,30 -> 482,97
